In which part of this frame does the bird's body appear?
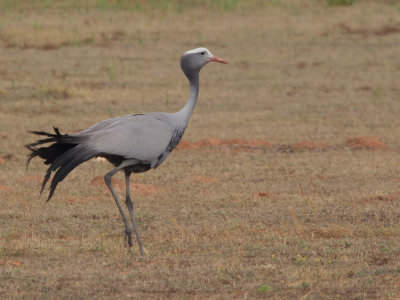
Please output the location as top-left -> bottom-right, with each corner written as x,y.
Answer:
26,47 -> 227,255
78,112 -> 183,168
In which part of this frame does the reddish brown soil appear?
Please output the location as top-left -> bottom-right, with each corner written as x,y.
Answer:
195,137 -> 224,147
255,191 -> 275,198
0,157 -> 5,164
0,260 -> 22,267
2,154 -> 13,161
0,184 -> 11,191
197,138 -> 271,147
175,140 -> 198,150
346,136 -> 390,150
371,193 -> 399,203
90,175 -> 105,186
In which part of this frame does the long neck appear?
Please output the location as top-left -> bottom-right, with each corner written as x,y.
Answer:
176,72 -> 199,128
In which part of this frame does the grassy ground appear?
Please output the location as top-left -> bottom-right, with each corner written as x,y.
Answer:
1,0 -> 400,298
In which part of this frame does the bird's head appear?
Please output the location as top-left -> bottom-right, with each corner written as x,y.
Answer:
181,47 -> 227,80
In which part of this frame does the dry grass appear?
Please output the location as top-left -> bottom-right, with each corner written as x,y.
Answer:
1,0 -> 400,298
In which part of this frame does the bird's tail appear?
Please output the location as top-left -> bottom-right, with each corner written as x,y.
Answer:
26,127 -> 96,201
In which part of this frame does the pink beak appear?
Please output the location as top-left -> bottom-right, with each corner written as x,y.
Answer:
210,56 -> 228,64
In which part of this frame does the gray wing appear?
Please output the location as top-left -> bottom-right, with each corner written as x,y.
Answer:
76,113 -> 175,165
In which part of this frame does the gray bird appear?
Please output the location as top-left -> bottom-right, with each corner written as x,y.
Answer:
26,47 -> 227,255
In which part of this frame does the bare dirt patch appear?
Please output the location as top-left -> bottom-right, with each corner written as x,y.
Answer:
195,137 -> 226,147
0,183 -> 11,191
175,140 -> 198,151
346,136 -> 390,151
196,138 -> 271,147
0,154 -> 13,163
0,260 -> 22,267
255,191 -> 275,198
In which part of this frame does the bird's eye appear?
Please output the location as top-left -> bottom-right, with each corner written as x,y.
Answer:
200,51 -> 206,56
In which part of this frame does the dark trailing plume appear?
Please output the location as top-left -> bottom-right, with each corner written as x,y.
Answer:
26,127 -> 95,201
26,127 -> 74,166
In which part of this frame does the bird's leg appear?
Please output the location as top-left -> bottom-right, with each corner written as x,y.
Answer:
125,171 -> 145,256
104,165 -> 134,248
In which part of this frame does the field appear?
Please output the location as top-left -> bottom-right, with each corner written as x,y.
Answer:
1,0 -> 400,298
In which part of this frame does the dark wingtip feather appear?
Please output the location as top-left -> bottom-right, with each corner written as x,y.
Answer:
25,145 -> 39,170
26,127 -> 94,202
26,156 -> 33,170
29,127 -> 61,137
53,127 -> 60,135
46,189 -> 55,202
40,169 -> 52,195
26,127 -> 71,200
45,150 -> 95,202
25,128 -> 62,169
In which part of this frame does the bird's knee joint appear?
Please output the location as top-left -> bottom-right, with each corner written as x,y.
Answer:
104,175 -> 111,185
125,197 -> 133,210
